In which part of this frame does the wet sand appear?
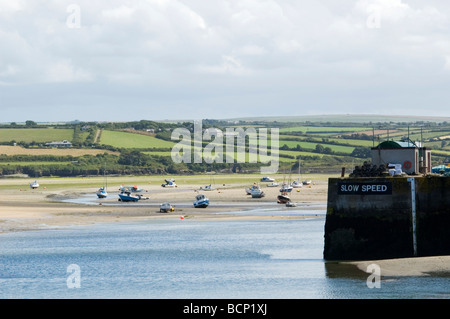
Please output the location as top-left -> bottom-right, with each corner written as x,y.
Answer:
341,256 -> 450,277
0,178 -> 327,233
1,176 -> 449,278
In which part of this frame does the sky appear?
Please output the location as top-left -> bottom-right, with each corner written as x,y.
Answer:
1,0 -> 450,123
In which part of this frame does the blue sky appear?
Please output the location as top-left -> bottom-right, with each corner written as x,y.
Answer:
1,0 -> 450,122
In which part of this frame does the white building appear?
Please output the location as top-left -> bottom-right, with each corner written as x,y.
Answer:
371,140 -> 431,174
45,140 -> 73,148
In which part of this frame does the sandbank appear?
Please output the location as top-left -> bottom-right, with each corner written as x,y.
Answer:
0,177 -> 327,233
342,256 -> 450,277
2,176 -> 449,278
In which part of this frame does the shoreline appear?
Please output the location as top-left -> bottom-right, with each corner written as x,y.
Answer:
0,177 -> 328,234
2,175 -> 450,278
339,256 -> 450,277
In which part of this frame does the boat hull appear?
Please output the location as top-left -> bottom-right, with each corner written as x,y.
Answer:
251,191 -> 265,198
96,187 -> 108,198
194,200 -> 209,208
118,193 -> 140,202
277,195 -> 290,204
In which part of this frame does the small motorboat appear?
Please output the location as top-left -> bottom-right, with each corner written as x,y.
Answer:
96,187 -> 108,199
279,183 -> 293,193
251,188 -> 266,198
194,194 -> 209,208
160,202 -> 174,213
277,193 -> 291,204
161,179 -> 177,188
267,182 -> 279,187
291,180 -> 303,188
29,180 -> 39,189
200,184 -> 215,191
245,183 -> 260,195
118,191 -> 148,202
286,201 -> 297,207
119,185 -> 143,193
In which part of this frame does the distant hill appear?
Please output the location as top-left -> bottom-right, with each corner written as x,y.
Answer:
225,114 -> 450,124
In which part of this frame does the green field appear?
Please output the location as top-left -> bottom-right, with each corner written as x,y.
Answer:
279,134 -> 374,147
278,140 -> 355,153
144,149 -> 333,163
0,118 -> 449,177
0,161 -> 70,166
279,126 -> 368,134
100,130 -> 176,149
0,128 -> 73,143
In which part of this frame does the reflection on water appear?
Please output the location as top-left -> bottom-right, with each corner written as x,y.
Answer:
1,217 -> 449,299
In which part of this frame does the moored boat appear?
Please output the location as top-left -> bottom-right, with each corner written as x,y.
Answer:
160,202 -> 174,213
120,185 -> 143,193
161,179 -> 177,188
246,183 -> 261,195
194,194 -> 209,208
291,180 -> 303,188
29,180 -> 39,189
200,184 -> 215,191
286,201 -> 297,207
251,188 -> 266,198
277,193 -> 290,204
279,183 -> 293,193
118,191 -> 148,202
96,187 -> 108,199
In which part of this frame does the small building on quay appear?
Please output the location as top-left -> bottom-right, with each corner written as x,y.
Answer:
371,140 -> 432,175
324,140 -> 449,261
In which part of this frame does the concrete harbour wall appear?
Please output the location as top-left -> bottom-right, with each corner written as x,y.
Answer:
324,176 -> 450,260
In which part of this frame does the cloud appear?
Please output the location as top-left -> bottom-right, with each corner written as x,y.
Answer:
45,60 -> 93,83
1,0 -> 450,121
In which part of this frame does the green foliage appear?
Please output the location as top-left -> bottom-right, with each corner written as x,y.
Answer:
100,130 -> 176,149
0,128 -> 74,144
351,146 -> 371,158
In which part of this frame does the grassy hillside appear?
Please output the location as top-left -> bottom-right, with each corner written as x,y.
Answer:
0,128 -> 73,143
0,118 -> 449,177
100,130 -> 176,149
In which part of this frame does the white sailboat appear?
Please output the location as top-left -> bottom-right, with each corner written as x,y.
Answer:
201,176 -> 216,191
96,167 -> 108,198
30,180 -> 40,189
291,158 -> 303,188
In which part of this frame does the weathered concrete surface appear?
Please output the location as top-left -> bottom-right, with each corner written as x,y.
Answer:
324,176 -> 450,260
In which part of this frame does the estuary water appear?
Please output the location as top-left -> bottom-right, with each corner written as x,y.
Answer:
1,216 -> 449,299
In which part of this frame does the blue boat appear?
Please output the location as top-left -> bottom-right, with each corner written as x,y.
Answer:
96,187 -> 108,199
194,194 -> 209,208
161,179 -> 177,188
118,191 -> 148,202
119,185 -> 144,193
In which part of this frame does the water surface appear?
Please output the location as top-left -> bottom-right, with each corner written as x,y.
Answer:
1,217 -> 449,299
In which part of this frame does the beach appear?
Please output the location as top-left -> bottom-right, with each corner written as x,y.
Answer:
0,175 -> 328,233
1,174 -> 450,279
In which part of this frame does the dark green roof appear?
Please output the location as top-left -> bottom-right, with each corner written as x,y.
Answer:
376,140 -> 417,149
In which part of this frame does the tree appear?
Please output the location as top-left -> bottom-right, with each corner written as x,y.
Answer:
118,151 -> 149,166
25,120 -> 37,127
315,144 -> 325,153
351,146 -> 371,158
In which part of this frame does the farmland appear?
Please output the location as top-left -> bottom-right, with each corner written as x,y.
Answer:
99,130 -> 176,149
279,126 -> 369,134
0,128 -> 73,143
0,145 -> 118,156
0,116 -> 449,177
